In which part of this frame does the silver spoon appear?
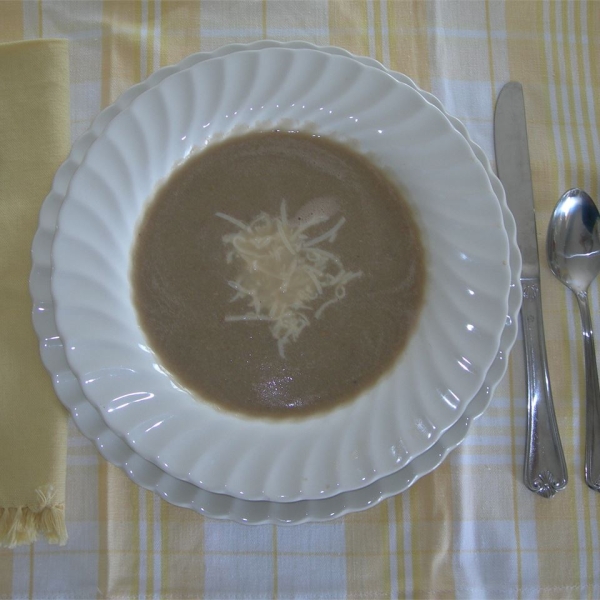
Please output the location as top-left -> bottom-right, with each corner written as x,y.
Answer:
547,188 -> 600,491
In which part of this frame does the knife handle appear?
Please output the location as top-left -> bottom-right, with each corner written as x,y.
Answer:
521,279 -> 568,497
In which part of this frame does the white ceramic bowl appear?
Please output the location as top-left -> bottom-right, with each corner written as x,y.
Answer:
33,41 -> 521,522
50,47 -> 511,501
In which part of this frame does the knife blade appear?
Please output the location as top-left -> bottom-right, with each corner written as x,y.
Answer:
494,81 -> 568,497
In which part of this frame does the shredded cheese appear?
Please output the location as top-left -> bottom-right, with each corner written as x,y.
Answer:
216,200 -> 362,358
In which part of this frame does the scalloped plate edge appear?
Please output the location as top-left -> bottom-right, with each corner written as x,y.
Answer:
30,41 -> 521,524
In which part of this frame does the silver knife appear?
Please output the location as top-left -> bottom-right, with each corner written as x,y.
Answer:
494,81 -> 568,497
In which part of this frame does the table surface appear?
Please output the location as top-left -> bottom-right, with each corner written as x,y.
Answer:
1,1 -> 599,598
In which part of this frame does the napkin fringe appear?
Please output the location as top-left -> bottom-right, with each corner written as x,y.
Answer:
0,485 -> 67,548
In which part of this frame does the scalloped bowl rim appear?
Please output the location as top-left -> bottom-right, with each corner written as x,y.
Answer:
32,40 -> 522,522
50,46 -> 512,501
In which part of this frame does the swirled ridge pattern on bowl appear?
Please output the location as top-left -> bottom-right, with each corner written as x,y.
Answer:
50,47 -> 511,501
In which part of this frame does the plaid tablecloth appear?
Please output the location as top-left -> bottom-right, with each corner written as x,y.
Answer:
1,1 -> 599,598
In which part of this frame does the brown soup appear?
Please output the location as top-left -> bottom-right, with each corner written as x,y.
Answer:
132,130 -> 426,418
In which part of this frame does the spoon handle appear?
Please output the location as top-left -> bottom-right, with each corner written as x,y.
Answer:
575,291 -> 600,491
521,280 -> 568,497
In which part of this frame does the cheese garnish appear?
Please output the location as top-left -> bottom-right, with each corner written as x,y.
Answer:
216,200 -> 362,357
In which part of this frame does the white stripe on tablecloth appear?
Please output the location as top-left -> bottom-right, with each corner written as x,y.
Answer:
154,0 -> 162,73
22,0 -> 39,39
554,1 -> 577,189
139,489 -> 147,599
366,0 -> 376,59
387,498 -> 398,599
153,493 -> 162,600
543,1 -> 565,194
67,454 -> 102,467
580,2 -> 600,192
141,0 -> 149,81
11,545 -> 30,599
566,0 -> 590,191
427,27 -> 508,40
380,0 -> 390,67
402,493 -> 413,597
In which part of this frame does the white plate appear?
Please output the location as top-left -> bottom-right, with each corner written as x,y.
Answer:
49,46 -> 511,502
32,42 -> 521,521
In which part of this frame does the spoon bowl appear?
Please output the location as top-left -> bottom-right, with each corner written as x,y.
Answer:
547,188 -> 600,491
547,189 -> 600,293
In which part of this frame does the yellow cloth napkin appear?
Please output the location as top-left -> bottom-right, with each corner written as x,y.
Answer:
0,39 -> 70,547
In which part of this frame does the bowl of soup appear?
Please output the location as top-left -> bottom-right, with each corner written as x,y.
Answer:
51,47 -> 511,501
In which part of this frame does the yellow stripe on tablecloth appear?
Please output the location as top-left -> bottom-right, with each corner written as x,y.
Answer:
160,1 -> 201,73
158,501 -> 205,599
397,493 -> 412,597
97,460 -> 109,600
145,0 -> 155,80
153,0 -> 162,72
578,0 -> 600,200
386,0 -> 430,89
143,490 -> 152,599
580,13 -> 599,201
540,2 -> 583,593
561,1 -> 584,187
0,551 -> 13,599
102,469 -> 142,598
507,359 -> 524,597
345,503 -> 392,599
145,489 -> 158,598
505,1 -> 561,208
328,0 -> 370,58
550,0 -> 573,189
369,0 -> 383,64
141,0 -> 149,81
587,1 -> 600,201
160,498 -> 169,597
0,1 -> 23,41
